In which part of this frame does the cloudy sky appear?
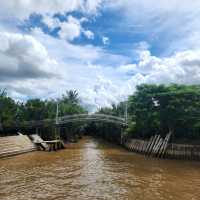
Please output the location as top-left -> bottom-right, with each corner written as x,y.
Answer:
0,0 -> 200,111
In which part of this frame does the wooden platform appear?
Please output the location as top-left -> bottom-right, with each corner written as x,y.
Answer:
30,135 -> 65,151
0,135 -> 37,159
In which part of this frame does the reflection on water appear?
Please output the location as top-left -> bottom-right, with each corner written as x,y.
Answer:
0,136 -> 200,200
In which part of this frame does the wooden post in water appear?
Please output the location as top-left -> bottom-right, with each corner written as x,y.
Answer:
151,135 -> 161,156
152,137 -> 163,156
144,136 -> 153,154
147,135 -> 158,156
159,132 -> 171,158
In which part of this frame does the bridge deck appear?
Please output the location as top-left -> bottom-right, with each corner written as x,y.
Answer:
7,114 -> 127,129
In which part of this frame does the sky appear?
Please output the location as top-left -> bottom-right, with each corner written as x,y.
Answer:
0,0 -> 200,111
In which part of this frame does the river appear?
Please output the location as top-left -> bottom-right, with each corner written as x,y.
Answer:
0,136 -> 200,200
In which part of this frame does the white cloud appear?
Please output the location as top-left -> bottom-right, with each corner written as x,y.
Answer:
0,28 -> 129,110
117,64 -> 137,74
102,36 -> 109,45
2,28 -> 200,111
0,0 -> 103,19
58,16 -> 81,41
84,0 -> 102,14
83,30 -> 94,39
105,0 -> 200,55
106,0 -> 200,14
42,15 -> 95,41
118,49 -> 200,88
0,31 -> 57,81
31,28 -> 104,62
42,15 -> 60,30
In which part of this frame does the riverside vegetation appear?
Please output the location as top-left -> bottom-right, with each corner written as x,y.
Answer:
1,84 -> 200,144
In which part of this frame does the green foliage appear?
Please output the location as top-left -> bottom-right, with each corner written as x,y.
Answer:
0,90 -> 86,133
0,95 -> 17,127
128,84 -> 200,140
57,90 -> 86,115
2,84 -> 200,142
125,122 -> 136,137
98,102 -> 126,117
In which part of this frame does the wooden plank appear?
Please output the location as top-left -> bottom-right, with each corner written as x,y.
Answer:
153,138 -> 163,157
134,141 -> 138,151
129,141 -> 132,150
135,141 -> 139,152
146,135 -> 157,155
144,136 -> 153,154
130,141 -> 134,151
141,140 -> 147,154
144,141 -> 149,153
141,140 -> 144,153
134,141 -> 137,151
159,132 -> 172,158
136,141 -> 140,152
157,133 -> 169,158
139,140 -> 144,153
139,140 -> 143,152
151,135 -> 161,156
128,140 -> 133,151
148,135 -> 160,156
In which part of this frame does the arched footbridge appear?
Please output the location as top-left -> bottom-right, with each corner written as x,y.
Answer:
16,114 -> 128,129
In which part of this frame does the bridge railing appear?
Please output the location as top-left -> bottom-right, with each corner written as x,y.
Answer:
58,114 -> 125,122
57,114 -> 127,126
14,114 -> 127,128
17,119 -> 54,127
58,118 -> 127,126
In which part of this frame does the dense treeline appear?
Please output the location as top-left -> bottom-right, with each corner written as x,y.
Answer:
0,89 -> 86,137
98,84 -> 200,142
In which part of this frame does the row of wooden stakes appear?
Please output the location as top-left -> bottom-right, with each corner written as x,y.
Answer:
125,132 -> 171,158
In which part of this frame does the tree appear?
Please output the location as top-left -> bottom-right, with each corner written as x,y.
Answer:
0,89 -> 87,138
59,90 -> 86,115
127,84 -> 200,141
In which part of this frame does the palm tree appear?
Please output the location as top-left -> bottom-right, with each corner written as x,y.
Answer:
0,88 -> 6,97
63,90 -> 79,105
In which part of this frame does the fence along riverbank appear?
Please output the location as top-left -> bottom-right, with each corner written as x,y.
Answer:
125,133 -> 200,160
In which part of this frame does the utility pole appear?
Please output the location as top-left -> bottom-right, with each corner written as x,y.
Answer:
56,102 -> 59,125
125,100 -> 128,124
55,102 -> 60,139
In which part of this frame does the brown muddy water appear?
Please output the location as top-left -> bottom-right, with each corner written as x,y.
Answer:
0,136 -> 200,200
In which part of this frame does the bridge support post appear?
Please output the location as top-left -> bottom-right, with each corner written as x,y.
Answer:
54,126 -> 61,139
120,128 -> 123,145
120,127 -> 125,145
36,127 -> 39,135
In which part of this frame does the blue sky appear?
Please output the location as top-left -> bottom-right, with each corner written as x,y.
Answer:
0,0 -> 200,111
